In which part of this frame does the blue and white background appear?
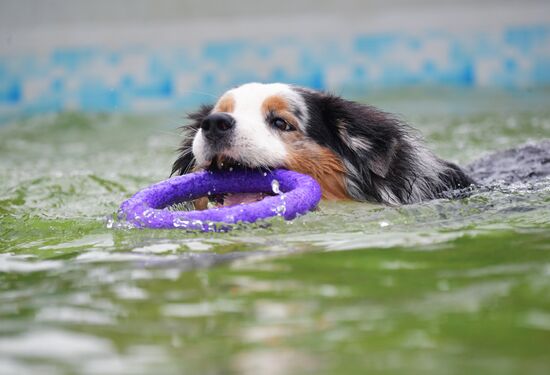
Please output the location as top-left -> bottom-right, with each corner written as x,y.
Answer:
1,0 -> 549,123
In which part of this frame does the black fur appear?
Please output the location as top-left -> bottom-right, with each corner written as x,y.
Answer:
298,89 -> 475,204
171,104 -> 213,176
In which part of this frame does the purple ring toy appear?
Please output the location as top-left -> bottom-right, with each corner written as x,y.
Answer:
118,169 -> 322,231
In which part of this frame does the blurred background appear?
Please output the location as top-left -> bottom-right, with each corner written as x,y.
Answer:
1,0 -> 549,122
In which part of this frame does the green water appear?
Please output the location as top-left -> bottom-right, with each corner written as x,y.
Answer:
1,89 -> 550,374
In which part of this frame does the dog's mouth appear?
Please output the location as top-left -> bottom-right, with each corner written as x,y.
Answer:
206,155 -> 248,172
201,155 -> 273,208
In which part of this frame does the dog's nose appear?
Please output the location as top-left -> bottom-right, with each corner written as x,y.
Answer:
201,113 -> 235,140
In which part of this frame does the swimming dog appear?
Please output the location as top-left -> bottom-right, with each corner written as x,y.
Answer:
171,82 -> 548,206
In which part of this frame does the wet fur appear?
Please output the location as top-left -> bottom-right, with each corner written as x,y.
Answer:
171,104 -> 213,176
172,87 -> 476,205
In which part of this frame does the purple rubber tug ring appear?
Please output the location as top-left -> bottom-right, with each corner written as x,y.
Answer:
119,169 -> 322,231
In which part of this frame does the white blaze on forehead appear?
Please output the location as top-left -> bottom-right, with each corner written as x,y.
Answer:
228,82 -> 307,128
227,83 -> 288,166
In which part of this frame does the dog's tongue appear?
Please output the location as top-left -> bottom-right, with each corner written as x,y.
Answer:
223,193 -> 265,207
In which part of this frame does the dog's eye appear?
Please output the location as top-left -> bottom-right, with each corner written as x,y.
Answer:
270,117 -> 294,132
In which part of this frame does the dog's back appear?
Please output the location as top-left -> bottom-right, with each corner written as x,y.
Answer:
467,140 -> 550,185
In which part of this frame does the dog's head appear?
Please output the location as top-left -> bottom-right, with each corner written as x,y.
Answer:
191,83 -> 308,172
172,82 -> 471,204
173,83 -> 356,200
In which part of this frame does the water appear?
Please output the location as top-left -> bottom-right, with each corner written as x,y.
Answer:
1,89 -> 550,374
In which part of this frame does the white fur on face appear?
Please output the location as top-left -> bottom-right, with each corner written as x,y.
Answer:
192,82 -> 307,168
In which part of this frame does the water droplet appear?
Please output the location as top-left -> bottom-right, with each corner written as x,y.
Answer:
172,218 -> 185,228
271,179 -> 281,195
106,218 -> 114,229
275,204 -> 286,216
207,221 -> 216,231
272,198 -> 287,216
191,220 -> 204,229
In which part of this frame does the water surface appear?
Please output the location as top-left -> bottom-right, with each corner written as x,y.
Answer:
1,88 -> 550,374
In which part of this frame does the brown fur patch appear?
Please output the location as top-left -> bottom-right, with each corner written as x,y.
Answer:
193,197 -> 209,210
261,95 -> 300,130
214,94 -> 235,113
284,134 -> 350,200
261,95 -> 289,113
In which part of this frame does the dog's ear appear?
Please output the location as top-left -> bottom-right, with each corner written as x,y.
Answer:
304,91 -> 402,179
171,104 -> 213,176
366,137 -> 399,178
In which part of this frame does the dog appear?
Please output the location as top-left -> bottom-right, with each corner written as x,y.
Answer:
171,82 -> 547,207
